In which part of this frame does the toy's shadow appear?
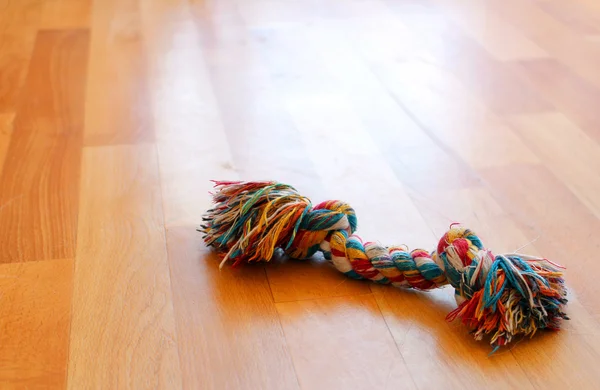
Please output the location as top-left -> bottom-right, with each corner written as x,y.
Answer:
201,246 -> 569,371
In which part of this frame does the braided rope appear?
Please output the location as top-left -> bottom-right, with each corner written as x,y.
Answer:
200,180 -> 569,352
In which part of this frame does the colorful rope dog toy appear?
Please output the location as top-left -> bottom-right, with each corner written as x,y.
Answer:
199,180 -> 569,352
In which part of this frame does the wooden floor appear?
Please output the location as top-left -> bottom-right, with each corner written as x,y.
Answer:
1,0 -> 600,388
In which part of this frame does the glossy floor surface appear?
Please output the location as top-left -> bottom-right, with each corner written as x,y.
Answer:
1,0 -> 600,389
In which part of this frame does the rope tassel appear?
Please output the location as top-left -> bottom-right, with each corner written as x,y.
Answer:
199,180 -> 569,352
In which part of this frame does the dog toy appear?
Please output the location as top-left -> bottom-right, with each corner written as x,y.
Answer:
199,180 -> 568,352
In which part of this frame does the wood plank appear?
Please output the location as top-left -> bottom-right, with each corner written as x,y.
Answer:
569,0 -> 600,23
535,0 -> 600,36
0,0 -> 44,112
0,259 -> 73,389
429,0 -> 549,61
509,292 -> 600,388
166,226 -> 300,390
144,0 -> 320,222
292,22 -> 482,195
41,0 -> 92,29
508,113 -> 600,219
266,256 -> 372,303
487,0 -> 600,89
417,31 -> 550,117
311,8 -> 542,170
142,0 -> 324,228
140,0 -> 239,227
187,0 -> 240,25
587,35 -> 600,43
276,294 -> 417,390
202,32 -> 326,195
363,58 -> 539,170
509,59 -> 600,143
341,1 -> 550,115
0,29 -> 89,263
234,0 -> 332,27
0,112 -> 13,173
372,286 -> 533,390
409,187 -> 537,252
84,0 -> 154,145
68,145 -> 182,389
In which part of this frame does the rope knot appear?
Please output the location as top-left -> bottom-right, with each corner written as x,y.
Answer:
287,200 -> 357,259
437,228 -> 569,349
434,227 -> 493,301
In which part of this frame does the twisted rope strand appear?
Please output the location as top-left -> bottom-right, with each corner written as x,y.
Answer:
199,180 -> 569,352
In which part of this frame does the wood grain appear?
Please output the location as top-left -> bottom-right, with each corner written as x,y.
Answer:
297,23 -> 481,194
508,113 -> 600,219
0,0 -> 44,112
309,1 -> 547,115
140,0 -> 240,228
363,57 -> 540,170
266,256 -> 372,303
536,0 -> 600,35
488,0 -> 600,89
429,0 -> 548,61
83,0 -> 154,146
41,0 -> 91,29
0,29 -> 88,263
315,5 -> 542,172
508,294 -> 600,388
0,259 -> 73,389
372,286 -> 533,390
572,0 -> 600,20
510,58 -> 600,143
409,186 -> 534,252
0,112 -> 13,173
166,226 -> 300,390
385,6 -> 551,116
67,145 -> 182,389
276,294 -> 416,390
202,31 -> 325,193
